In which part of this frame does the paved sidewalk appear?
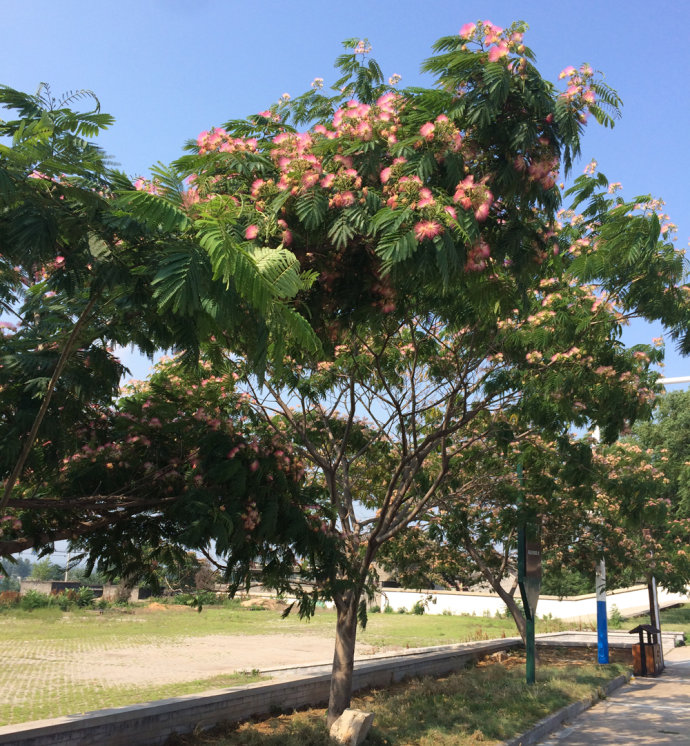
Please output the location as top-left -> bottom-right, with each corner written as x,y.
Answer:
537,645 -> 690,745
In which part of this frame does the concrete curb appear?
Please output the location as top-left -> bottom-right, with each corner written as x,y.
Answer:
503,672 -> 631,746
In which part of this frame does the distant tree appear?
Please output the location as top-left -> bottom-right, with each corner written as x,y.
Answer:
0,575 -> 18,592
0,556 -> 32,591
30,558 -> 63,581
539,562 -> 595,597
194,564 -> 219,592
631,390 -> 690,514
0,556 -> 32,580
66,565 -> 109,585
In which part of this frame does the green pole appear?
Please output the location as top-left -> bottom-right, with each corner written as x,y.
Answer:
526,616 -> 536,684
517,461 -> 537,685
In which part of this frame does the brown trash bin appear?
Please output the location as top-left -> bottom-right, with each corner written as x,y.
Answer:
629,624 -> 663,677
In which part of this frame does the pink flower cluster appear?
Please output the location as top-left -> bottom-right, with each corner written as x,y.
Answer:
197,128 -> 258,156
465,238 -> 491,272
514,150 -> 559,190
558,64 -> 596,116
133,178 -> 159,195
383,173 -> 427,211
245,131 -> 320,202
414,220 -> 444,241
453,175 -> 494,222
0,515 -> 22,532
327,92 -> 402,144
416,114 -> 463,152
459,20 -> 525,63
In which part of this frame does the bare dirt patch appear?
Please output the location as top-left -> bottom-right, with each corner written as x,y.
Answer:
67,633 -> 377,686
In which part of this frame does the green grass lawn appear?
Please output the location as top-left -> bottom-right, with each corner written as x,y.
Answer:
0,601 -> 567,648
659,602 -> 690,640
0,671 -> 264,729
358,610 -> 567,649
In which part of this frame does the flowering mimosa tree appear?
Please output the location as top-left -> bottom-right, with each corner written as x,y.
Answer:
380,423 -> 690,640
5,20 -> 690,726
233,265 -> 666,716
112,20 -> 690,723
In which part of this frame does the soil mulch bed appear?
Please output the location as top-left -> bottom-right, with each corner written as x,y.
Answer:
169,646 -> 632,745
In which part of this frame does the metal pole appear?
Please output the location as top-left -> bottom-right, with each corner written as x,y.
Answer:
526,617 -> 535,684
648,576 -> 664,667
592,426 -> 610,664
517,462 -> 537,685
596,558 -> 609,663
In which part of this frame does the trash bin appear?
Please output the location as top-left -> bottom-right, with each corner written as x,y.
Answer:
628,624 -> 663,676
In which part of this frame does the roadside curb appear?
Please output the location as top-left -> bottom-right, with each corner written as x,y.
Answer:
503,672 -> 631,746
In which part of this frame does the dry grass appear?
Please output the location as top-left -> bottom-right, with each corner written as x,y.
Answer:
172,648 -> 630,746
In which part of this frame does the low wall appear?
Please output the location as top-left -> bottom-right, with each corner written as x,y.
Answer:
19,581 -> 150,602
0,639 -> 519,746
379,584 -> 690,621
19,580 -> 103,598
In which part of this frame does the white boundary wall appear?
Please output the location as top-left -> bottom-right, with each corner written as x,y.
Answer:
379,584 -> 690,621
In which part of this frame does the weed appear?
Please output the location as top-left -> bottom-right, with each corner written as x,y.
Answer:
608,605 -> 624,629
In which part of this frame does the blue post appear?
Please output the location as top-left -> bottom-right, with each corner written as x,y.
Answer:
596,558 -> 609,664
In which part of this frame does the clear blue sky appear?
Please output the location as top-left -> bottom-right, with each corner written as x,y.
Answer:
3,0 -> 689,379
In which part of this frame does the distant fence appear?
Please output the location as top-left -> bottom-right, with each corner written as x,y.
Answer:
378,584 -> 690,621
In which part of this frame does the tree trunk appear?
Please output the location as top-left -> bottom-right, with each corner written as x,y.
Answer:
326,591 -> 360,728
463,542 -> 528,642
499,587 -> 527,643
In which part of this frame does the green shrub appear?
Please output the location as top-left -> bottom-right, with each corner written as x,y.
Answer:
370,605 -> 381,614
56,592 -> 74,611
397,607 -> 407,614
383,604 -> 394,614
76,587 -> 94,607
412,600 -> 425,615
20,590 -> 52,610
178,590 -> 221,610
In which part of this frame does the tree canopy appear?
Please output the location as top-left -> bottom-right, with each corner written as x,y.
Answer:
0,80 -> 321,515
